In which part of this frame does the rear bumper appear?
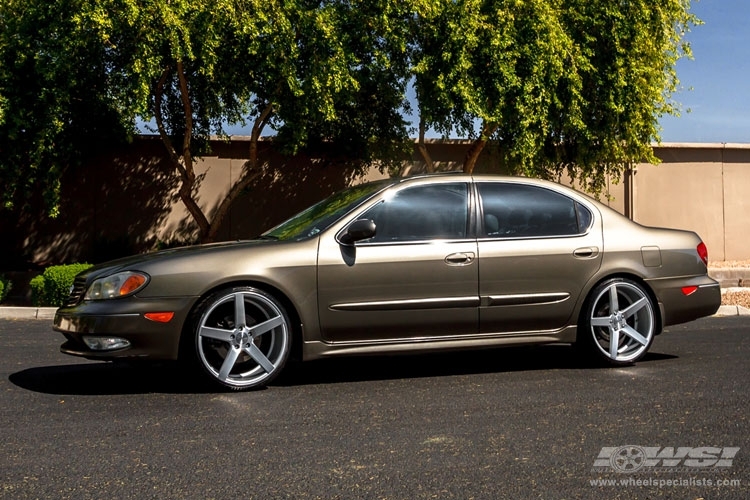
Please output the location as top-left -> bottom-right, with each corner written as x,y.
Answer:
646,275 -> 721,328
53,296 -> 197,361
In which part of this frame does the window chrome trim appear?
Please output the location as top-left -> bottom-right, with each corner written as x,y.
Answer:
353,237 -> 477,247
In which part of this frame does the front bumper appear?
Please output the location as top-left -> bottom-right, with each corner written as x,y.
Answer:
646,274 -> 721,328
53,296 -> 198,361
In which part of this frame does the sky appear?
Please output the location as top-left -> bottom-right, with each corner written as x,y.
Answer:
658,0 -> 750,143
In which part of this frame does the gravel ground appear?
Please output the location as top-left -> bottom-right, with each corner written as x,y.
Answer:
722,288 -> 750,308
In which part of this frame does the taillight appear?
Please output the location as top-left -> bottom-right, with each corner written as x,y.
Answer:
697,242 -> 708,266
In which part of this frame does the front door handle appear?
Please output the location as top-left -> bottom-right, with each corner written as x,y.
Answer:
445,252 -> 475,265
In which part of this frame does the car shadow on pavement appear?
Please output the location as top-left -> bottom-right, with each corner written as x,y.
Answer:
274,345 -> 678,387
8,344 -> 678,395
8,361 -> 218,395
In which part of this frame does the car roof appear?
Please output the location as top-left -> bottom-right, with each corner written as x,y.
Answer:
388,173 -> 620,217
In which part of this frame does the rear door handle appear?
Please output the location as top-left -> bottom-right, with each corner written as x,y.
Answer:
573,246 -> 599,259
445,252 -> 475,265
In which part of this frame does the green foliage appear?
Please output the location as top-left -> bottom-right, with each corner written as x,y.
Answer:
0,0 -> 698,226
412,0 -> 699,189
0,0 -> 140,215
0,0 -> 416,241
0,275 -> 11,303
30,263 -> 93,307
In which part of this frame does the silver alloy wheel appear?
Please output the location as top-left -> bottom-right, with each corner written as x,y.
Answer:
196,288 -> 290,389
588,280 -> 655,363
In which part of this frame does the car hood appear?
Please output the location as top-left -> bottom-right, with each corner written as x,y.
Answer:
79,239 -> 277,281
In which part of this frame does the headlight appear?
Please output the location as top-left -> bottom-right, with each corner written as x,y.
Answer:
84,271 -> 149,300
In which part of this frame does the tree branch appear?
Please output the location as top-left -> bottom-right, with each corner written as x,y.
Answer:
154,67 -> 182,171
417,118 -> 435,173
463,121 -> 499,174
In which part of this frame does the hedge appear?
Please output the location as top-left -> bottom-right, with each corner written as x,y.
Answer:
0,275 -> 11,303
30,263 -> 93,307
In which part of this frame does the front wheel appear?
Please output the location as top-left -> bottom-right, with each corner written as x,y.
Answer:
580,278 -> 656,365
192,286 -> 292,390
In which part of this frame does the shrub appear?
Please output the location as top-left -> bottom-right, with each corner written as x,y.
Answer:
0,275 -> 11,303
30,263 -> 93,307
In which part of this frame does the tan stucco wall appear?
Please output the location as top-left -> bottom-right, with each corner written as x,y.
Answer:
3,138 -> 749,267
723,150 -> 750,261
633,144 -> 750,261
164,141 -> 750,261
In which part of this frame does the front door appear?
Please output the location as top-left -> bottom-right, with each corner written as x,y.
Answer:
317,181 -> 479,342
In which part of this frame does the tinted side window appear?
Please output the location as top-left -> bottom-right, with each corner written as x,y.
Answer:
576,202 -> 593,232
360,183 -> 469,243
478,183 -> 582,238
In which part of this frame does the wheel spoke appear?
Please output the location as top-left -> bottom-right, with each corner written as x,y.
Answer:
199,325 -> 234,342
621,297 -> 648,319
608,284 -> 619,312
622,325 -> 649,346
234,293 -> 246,328
245,343 -> 275,373
609,328 -> 620,359
248,315 -> 284,338
218,346 -> 241,381
591,316 -> 611,327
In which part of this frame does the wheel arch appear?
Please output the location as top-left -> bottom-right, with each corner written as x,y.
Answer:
179,279 -> 305,363
576,272 -> 664,340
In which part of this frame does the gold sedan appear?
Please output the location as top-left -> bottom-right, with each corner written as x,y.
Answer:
54,175 -> 721,390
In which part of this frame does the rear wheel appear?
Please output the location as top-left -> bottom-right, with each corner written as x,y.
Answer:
581,278 -> 655,365
192,286 -> 291,390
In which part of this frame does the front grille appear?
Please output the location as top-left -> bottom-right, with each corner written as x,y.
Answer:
65,276 -> 87,307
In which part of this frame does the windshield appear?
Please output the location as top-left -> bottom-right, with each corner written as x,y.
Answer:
261,180 -> 394,241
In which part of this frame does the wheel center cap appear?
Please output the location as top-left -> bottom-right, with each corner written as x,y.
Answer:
234,329 -> 250,347
612,313 -> 624,330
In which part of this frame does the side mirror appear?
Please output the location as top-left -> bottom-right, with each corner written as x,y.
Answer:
339,219 -> 376,245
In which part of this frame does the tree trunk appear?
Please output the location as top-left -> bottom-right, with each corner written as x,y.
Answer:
463,122 -> 498,174
416,119 -> 435,173
154,64 -> 211,242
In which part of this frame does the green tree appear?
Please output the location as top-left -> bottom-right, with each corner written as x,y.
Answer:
0,0 -> 139,215
0,0 -> 413,243
0,0 -> 697,238
412,0 -> 698,191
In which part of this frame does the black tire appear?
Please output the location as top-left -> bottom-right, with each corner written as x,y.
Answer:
190,286 -> 292,390
579,278 -> 656,366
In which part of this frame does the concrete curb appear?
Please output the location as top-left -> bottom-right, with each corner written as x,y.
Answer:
714,305 -> 750,317
0,307 -> 58,320
709,269 -> 750,288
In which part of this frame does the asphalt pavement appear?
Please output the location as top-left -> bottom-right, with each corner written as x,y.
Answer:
0,316 -> 748,499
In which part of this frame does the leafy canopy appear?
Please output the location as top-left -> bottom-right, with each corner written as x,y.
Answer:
0,0 -> 697,228
412,0 -> 698,189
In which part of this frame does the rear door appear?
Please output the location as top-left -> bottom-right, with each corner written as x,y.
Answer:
476,181 -> 602,333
